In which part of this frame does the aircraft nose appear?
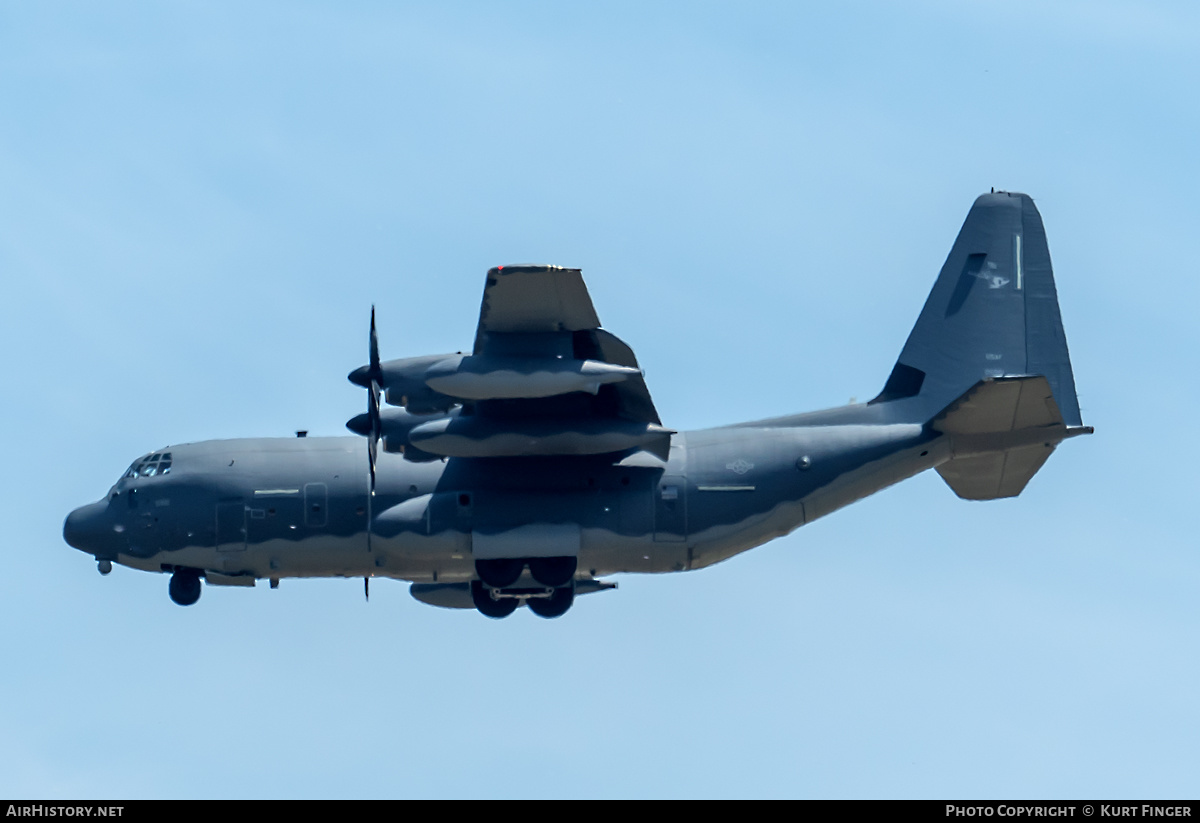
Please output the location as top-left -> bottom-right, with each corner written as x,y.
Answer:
63,501 -> 114,553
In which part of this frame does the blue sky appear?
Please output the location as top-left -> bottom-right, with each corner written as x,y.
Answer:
2,1 -> 1198,798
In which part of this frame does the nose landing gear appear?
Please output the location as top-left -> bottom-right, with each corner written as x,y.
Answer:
168,568 -> 202,606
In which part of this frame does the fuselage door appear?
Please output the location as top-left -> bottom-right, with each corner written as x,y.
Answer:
654,475 -> 687,542
216,500 -> 247,552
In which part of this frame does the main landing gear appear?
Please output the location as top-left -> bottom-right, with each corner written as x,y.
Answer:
526,583 -> 574,618
471,556 -> 578,619
470,580 -> 519,618
474,558 -> 524,589
528,557 -> 577,588
471,579 -> 576,619
475,556 -> 577,588
168,568 -> 202,606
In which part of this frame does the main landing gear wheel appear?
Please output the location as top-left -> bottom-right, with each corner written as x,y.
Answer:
475,558 -> 524,589
168,569 -> 202,606
527,583 -> 575,619
528,556 -> 577,588
471,580 -> 518,619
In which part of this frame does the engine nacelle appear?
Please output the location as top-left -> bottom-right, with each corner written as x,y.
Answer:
352,351 -> 641,411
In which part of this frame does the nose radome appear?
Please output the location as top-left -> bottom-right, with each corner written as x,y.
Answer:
63,501 -> 109,552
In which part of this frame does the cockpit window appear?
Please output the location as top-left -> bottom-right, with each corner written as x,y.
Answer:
123,452 -> 173,480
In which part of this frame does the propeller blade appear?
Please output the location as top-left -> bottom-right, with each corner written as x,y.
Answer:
367,307 -> 382,494
368,378 -> 380,493
369,305 -> 381,380
349,305 -> 383,389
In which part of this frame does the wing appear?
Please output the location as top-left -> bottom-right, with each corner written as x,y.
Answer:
473,264 -> 600,343
472,264 -> 661,423
370,264 -> 671,460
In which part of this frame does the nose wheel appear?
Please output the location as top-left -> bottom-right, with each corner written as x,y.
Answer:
168,569 -> 202,606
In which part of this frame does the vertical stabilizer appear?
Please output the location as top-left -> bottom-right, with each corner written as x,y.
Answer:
875,192 -> 1083,428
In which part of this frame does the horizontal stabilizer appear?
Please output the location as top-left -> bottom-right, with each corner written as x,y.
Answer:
934,375 -> 1062,436
933,376 -> 1092,500
935,446 -> 1055,500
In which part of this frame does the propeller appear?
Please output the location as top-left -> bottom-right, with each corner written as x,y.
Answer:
347,307 -> 384,558
347,306 -> 384,491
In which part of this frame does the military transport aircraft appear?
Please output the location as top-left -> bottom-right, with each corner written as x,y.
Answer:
64,191 -> 1091,618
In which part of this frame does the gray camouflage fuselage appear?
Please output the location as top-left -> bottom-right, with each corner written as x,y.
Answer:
65,410 -> 936,581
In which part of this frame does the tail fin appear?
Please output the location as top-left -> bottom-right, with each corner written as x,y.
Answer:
873,192 -> 1090,498
874,191 -> 1084,426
